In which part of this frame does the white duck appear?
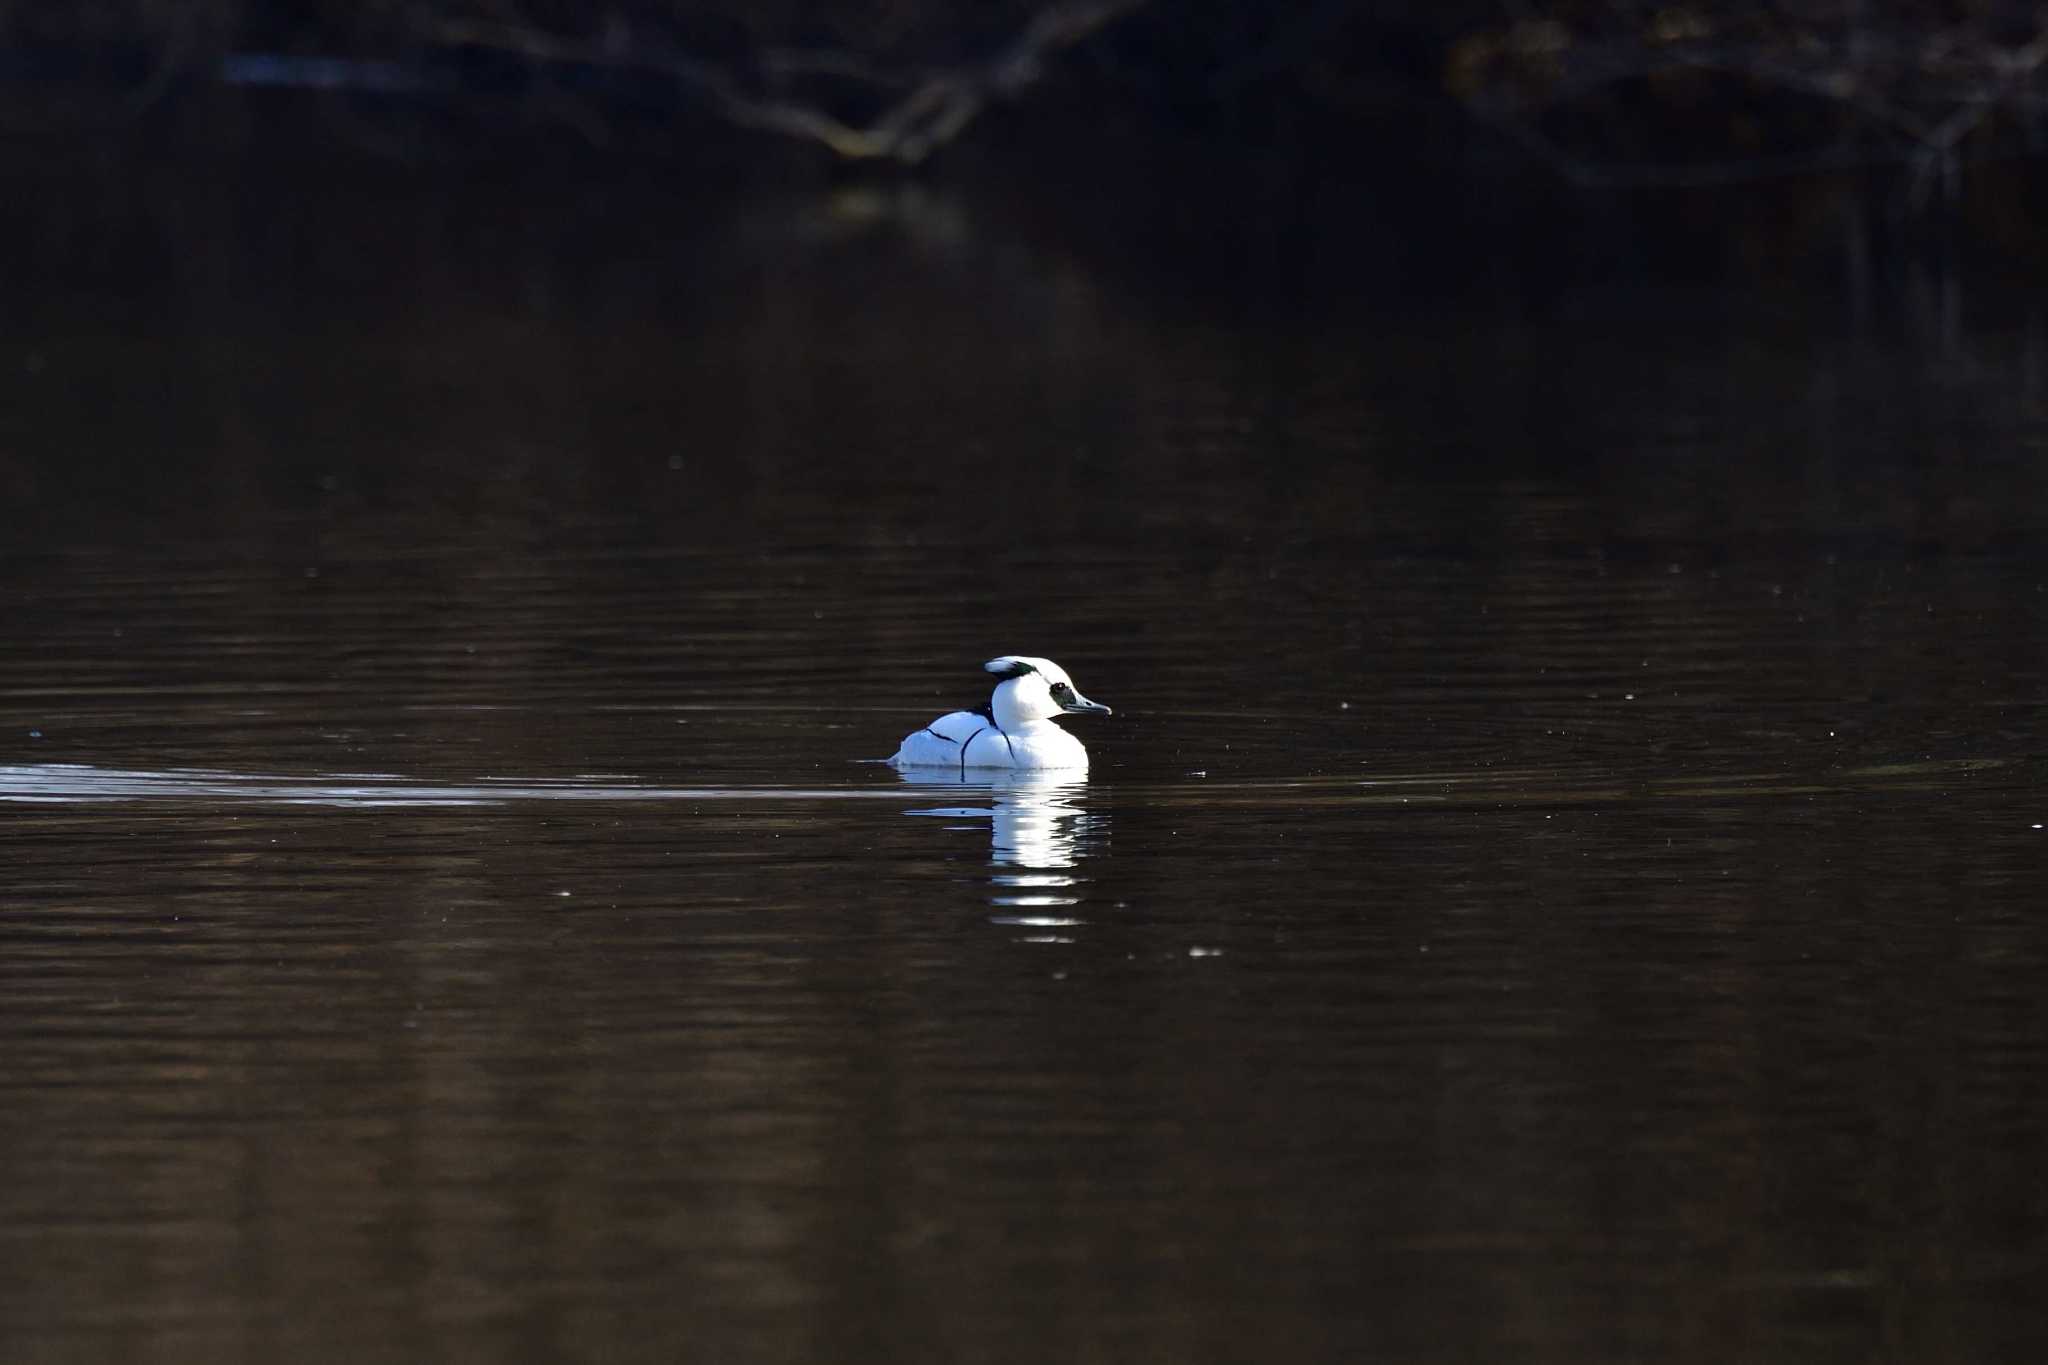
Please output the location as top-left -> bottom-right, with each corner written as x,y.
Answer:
890,656 -> 1111,772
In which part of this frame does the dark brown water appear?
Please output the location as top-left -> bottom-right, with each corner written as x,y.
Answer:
3,166 -> 2047,1363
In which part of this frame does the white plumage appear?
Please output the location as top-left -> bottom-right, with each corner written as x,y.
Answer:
890,656 -> 1112,772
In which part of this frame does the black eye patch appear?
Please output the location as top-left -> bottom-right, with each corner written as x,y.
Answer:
1051,682 -> 1073,698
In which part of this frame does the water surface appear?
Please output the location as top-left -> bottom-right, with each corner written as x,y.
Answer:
2,168 -> 2046,1364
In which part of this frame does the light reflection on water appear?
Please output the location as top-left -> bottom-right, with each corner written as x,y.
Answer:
901,771 -> 1099,932
901,770 -> 1095,867
0,763 -> 914,807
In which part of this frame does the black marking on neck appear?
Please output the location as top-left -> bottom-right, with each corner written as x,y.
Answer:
958,726 -> 989,776
963,704 -> 1016,765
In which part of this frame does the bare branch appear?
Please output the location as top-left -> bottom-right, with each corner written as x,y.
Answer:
1457,10 -> 2048,191
424,1 -> 1151,164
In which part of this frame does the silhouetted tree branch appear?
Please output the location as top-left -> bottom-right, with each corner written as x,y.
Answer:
6,0 -> 2048,200
419,0 -> 1150,163
1449,4 -> 2048,192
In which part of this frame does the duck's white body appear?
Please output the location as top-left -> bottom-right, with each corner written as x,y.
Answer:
892,711 -> 1093,771
890,656 -> 1111,772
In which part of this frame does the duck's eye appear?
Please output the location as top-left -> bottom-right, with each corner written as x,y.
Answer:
1051,683 -> 1072,698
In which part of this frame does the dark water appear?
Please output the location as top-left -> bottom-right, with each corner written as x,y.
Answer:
3,165 -> 2047,1363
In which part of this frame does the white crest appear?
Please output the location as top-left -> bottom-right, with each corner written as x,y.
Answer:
983,655 -> 1072,686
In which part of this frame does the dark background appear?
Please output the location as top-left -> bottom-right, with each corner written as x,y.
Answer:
9,1 -> 2048,545
7,1 -> 2048,269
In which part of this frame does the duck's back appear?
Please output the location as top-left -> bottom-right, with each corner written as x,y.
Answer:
891,711 -> 985,768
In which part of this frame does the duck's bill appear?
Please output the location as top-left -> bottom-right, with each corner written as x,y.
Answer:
1061,695 -> 1112,716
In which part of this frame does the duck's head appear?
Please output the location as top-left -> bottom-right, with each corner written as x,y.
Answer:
985,655 -> 1111,729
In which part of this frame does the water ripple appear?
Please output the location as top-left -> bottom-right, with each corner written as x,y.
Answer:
0,764 -> 909,807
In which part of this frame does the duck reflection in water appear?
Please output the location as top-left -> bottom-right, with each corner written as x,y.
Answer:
899,770 -> 1099,932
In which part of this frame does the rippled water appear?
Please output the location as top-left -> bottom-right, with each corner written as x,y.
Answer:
3,168 -> 2046,1363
